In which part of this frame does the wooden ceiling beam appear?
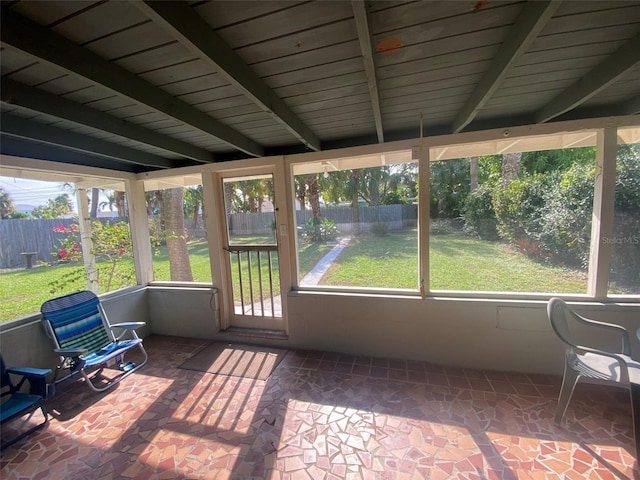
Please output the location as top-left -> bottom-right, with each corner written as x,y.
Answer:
451,0 -> 561,133
134,1 -> 321,152
536,32 -> 640,123
1,113 -> 177,169
351,0 -> 384,143
1,78 -> 214,164
0,8 -> 264,157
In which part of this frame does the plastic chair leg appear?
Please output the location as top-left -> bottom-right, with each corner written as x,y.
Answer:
555,361 -> 580,424
630,383 -> 640,459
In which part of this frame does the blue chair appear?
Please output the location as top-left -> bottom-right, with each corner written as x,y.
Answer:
41,290 -> 148,392
1,353 -> 51,450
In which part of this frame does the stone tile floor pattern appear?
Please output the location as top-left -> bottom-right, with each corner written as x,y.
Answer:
1,335 -> 638,479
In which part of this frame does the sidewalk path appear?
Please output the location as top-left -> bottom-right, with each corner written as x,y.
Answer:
235,237 -> 351,315
300,237 -> 351,286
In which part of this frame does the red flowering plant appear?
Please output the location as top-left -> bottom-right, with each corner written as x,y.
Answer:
52,223 -> 83,263
50,220 -> 135,293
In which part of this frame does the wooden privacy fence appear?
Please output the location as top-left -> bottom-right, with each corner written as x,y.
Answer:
1,205 -> 417,268
229,204 -> 417,236
0,218 -> 126,269
1,218 -> 73,268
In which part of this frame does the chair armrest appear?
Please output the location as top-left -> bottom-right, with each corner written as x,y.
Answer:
110,322 -> 145,330
6,366 -> 52,378
55,348 -> 88,357
575,344 -> 633,383
6,366 -> 53,397
568,306 -> 632,354
584,319 -> 631,355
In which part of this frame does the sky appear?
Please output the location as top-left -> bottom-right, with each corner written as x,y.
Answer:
0,176 -> 111,213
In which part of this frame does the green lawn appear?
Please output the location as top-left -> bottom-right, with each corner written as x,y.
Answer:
321,230 -> 587,292
0,231 -> 592,322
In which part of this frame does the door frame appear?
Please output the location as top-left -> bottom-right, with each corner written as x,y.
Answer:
205,158 -> 292,332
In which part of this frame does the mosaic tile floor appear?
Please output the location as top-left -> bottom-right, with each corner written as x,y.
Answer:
2,335 -> 638,479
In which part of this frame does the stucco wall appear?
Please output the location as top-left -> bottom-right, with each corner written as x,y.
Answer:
2,286 -> 638,379
0,287 -> 149,374
286,292 -> 640,375
147,286 -> 219,339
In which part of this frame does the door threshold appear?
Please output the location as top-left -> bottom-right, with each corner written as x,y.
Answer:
215,327 -> 289,348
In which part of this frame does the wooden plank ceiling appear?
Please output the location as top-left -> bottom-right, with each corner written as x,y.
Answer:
1,0 -> 639,172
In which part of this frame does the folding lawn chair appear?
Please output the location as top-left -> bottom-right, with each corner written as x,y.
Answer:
40,290 -> 148,392
1,353 -> 51,450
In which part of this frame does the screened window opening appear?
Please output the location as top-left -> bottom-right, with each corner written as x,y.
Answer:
0,176 -> 136,322
609,128 -> 640,295
429,140 -> 597,294
293,150 -> 419,291
145,175 -> 212,283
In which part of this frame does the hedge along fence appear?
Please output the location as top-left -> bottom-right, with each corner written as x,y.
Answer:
228,204 -> 418,236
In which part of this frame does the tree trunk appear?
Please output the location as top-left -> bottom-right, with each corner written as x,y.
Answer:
296,178 -> 306,211
163,188 -> 193,282
502,152 -> 521,186
192,200 -> 199,229
114,191 -> 126,217
306,175 -> 321,221
351,169 -> 361,235
223,182 -> 234,215
470,156 -> 479,192
90,188 -> 99,219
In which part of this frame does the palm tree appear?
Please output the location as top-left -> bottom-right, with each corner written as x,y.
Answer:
305,174 -> 321,222
346,169 -> 362,235
0,188 -> 15,219
184,186 -> 203,229
502,152 -> 521,186
162,188 -> 193,282
99,193 -> 117,212
90,188 -> 100,218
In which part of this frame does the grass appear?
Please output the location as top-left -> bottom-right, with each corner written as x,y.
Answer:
429,234 -> 587,292
0,230 -> 596,322
321,230 -> 588,292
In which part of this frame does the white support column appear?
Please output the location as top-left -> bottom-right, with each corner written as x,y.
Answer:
202,170 -> 228,330
76,188 -> 98,292
125,178 -> 154,286
587,127 -> 617,298
418,142 -> 431,299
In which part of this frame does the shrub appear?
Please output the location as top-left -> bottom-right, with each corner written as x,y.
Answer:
462,184 -> 499,240
369,221 -> 389,236
429,218 -> 460,235
538,165 -> 594,268
492,174 -> 548,245
49,220 -> 135,293
301,217 -> 338,243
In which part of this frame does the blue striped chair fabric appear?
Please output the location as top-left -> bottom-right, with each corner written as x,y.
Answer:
40,290 -> 147,391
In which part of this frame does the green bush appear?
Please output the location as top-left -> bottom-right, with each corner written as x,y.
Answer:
610,145 -> 640,286
492,174 -> 548,245
429,218 -> 460,235
538,165 -> 594,268
301,217 -> 338,243
462,184 -> 499,240
369,221 -> 389,236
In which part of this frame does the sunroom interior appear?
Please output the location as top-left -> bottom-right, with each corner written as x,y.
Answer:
1,0 -> 640,475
